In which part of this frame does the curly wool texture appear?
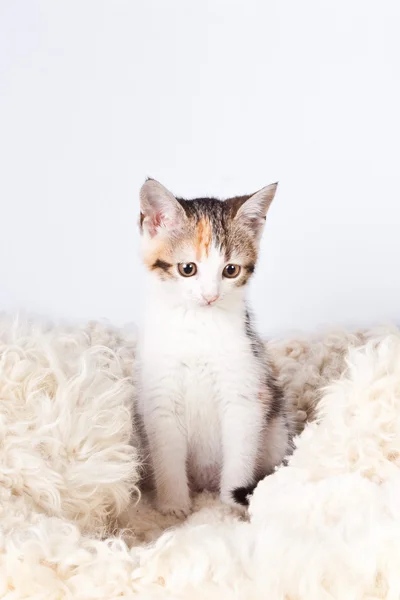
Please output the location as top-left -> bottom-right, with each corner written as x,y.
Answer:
268,324 -> 398,432
0,315 -> 139,536
133,332 -> 400,599
1,314 -> 400,599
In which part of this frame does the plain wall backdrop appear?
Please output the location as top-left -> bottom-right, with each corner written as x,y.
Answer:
1,0 -> 400,336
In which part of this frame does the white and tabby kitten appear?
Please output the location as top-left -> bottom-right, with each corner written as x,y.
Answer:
137,178 -> 291,517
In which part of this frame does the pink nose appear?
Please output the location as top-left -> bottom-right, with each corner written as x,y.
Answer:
203,294 -> 219,305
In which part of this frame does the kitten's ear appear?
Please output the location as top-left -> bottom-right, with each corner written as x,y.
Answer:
234,182 -> 278,239
139,179 -> 186,237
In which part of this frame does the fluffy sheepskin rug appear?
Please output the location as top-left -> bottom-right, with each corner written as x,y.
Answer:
1,314 -> 400,599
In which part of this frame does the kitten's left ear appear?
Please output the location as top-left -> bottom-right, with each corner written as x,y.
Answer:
235,182 -> 278,238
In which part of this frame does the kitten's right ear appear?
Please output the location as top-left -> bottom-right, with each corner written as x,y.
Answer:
139,179 -> 186,237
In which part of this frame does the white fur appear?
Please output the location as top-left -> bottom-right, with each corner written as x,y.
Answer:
3,314 -> 400,599
0,315 -> 139,534
267,324 -> 400,433
137,267 -> 274,515
132,331 -> 400,599
138,181 -> 286,515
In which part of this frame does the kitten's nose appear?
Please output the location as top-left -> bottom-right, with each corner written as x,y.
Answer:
202,293 -> 219,305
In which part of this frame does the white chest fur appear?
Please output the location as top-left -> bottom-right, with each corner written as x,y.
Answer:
138,294 -> 266,516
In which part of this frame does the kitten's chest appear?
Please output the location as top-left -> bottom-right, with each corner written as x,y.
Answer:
141,306 -> 258,407
144,307 -> 246,362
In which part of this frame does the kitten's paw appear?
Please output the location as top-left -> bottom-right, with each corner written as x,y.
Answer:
157,500 -> 191,519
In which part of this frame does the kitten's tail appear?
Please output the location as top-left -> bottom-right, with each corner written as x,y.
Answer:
232,450 -> 294,507
231,485 -> 257,506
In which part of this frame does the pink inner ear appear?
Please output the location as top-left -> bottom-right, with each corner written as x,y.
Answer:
153,211 -> 163,229
146,212 -> 161,237
146,209 -> 174,237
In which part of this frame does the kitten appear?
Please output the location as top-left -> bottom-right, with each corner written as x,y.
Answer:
137,178 -> 291,517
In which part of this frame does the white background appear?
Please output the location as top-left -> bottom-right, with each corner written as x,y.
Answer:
1,0 -> 400,336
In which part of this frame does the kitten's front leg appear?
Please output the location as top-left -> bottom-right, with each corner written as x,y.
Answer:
144,399 -> 191,518
219,393 -> 263,508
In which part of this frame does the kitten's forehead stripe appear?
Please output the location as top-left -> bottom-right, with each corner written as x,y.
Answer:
177,197 -> 226,250
196,217 -> 213,260
176,195 -> 257,264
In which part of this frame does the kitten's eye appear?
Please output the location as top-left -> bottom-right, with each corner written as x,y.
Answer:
223,264 -> 241,278
178,262 -> 197,277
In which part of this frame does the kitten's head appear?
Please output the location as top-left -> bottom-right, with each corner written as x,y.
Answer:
139,179 -> 277,308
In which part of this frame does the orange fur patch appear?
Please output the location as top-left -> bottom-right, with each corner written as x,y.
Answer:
143,238 -> 171,271
196,218 -> 212,260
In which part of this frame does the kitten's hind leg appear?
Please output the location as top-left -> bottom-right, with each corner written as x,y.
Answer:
234,415 -> 292,506
219,393 -> 264,508
230,415 -> 292,507
260,414 -> 292,475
